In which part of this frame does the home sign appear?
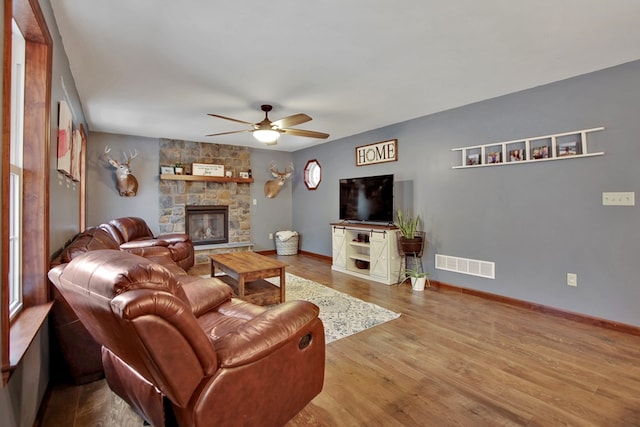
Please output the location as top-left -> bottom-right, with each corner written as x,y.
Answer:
355,139 -> 398,166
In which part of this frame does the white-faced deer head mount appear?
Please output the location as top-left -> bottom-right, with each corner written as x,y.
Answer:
104,146 -> 139,197
264,162 -> 294,198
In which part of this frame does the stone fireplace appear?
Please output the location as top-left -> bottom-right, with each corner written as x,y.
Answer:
158,139 -> 253,263
186,205 -> 229,245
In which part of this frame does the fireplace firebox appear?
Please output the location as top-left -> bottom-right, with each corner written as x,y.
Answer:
186,205 -> 229,246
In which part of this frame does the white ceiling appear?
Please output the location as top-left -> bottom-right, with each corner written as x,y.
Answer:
50,0 -> 640,152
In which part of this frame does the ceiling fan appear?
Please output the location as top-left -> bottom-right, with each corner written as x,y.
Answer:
207,104 -> 329,145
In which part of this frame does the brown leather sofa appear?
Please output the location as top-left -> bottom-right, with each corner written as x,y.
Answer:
101,216 -> 195,271
49,249 -> 325,427
50,217 -> 195,384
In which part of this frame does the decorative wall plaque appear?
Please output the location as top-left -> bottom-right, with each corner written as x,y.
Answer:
355,139 -> 398,166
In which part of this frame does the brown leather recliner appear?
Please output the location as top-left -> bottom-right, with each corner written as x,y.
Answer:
48,249 -> 325,427
101,216 -> 195,271
49,225 -> 193,384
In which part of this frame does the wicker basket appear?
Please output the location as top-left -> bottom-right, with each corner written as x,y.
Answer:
275,233 -> 299,255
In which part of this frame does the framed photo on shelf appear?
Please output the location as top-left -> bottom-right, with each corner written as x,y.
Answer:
531,145 -> 549,160
557,141 -> 577,157
486,151 -> 501,164
509,149 -> 523,162
467,153 -> 481,165
160,166 -> 175,175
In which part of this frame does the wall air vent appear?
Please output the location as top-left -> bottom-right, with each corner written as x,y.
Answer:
435,254 -> 495,279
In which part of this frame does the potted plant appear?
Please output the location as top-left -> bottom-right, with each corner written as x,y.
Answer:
394,209 -> 424,255
174,162 -> 184,175
405,268 -> 430,291
395,209 -> 419,238
403,253 -> 431,291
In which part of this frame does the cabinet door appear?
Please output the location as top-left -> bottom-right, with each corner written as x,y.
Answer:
332,227 -> 346,268
369,231 -> 389,279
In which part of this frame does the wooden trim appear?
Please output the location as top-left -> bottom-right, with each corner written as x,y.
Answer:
13,0 -> 48,44
255,249 -> 332,264
1,0 -> 13,384
431,280 -> 640,337
255,249 -> 277,256
2,0 -> 52,384
7,302 -> 52,368
3,303 -> 52,389
79,124 -> 87,230
22,37 -> 51,306
299,250 -> 332,263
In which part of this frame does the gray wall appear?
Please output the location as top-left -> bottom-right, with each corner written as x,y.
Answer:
293,60 -> 640,327
48,2 -> 87,253
250,149 -> 294,251
86,132 -> 161,232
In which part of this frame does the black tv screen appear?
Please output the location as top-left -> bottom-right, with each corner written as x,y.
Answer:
339,174 -> 394,223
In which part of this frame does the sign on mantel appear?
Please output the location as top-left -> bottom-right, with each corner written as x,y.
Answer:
355,139 -> 398,166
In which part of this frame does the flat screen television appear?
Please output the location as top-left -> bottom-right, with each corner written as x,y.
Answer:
339,174 -> 394,223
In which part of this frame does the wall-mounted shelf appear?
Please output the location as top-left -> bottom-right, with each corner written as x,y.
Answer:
160,174 -> 254,183
452,127 -> 605,169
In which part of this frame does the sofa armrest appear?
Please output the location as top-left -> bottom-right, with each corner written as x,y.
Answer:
157,233 -> 190,244
214,300 -> 320,368
178,276 -> 234,317
120,239 -> 169,250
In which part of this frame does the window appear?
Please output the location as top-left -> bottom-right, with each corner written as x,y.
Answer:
2,0 -> 53,384
9,19 -> 25,320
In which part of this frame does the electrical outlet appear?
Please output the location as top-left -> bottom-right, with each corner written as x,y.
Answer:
602,192 -> 635,206
567,273 -> 577,287
268,233 -> 273,240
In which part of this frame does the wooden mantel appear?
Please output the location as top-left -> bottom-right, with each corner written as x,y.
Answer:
160,174 -> 254,183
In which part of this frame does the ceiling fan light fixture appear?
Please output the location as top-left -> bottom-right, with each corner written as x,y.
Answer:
253,129 -> 280,143
208,104 -> 328,142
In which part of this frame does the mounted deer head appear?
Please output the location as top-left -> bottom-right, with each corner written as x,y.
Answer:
264,162 -> 294,198
104,146 -> 139,197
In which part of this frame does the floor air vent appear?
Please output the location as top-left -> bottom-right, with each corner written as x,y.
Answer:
435,254 -> 495,279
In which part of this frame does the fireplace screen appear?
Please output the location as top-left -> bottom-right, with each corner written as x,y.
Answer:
186,206 -> 229,246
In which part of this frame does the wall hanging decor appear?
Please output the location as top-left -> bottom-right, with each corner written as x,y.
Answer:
452,127 -> 604,169
264,162 -> 294,198
303,159 -> 322,190
103,146 -> 139,196
56,101 -> 73,175
355,139 -> 398,166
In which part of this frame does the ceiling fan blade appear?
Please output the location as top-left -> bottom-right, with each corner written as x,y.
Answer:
271,113 -> 312,129
205,129 -> 251,137
281,128 -> 330,139
207,113 -> 254,126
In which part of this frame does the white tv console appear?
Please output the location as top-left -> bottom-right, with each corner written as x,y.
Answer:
331,223 -> 401,285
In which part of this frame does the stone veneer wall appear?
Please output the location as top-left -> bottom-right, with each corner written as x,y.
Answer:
159,139 -> 252,263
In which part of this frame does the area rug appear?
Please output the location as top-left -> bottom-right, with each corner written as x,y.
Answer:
266,273 -> 401,344
203,272 -> 400,343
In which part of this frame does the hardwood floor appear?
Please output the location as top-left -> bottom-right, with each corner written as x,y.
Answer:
38,254 -> 640,426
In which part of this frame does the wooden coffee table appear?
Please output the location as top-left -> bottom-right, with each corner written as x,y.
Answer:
209,252 -> 286,305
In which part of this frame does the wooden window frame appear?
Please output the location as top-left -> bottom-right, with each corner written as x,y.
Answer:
2,0 -> 52,384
